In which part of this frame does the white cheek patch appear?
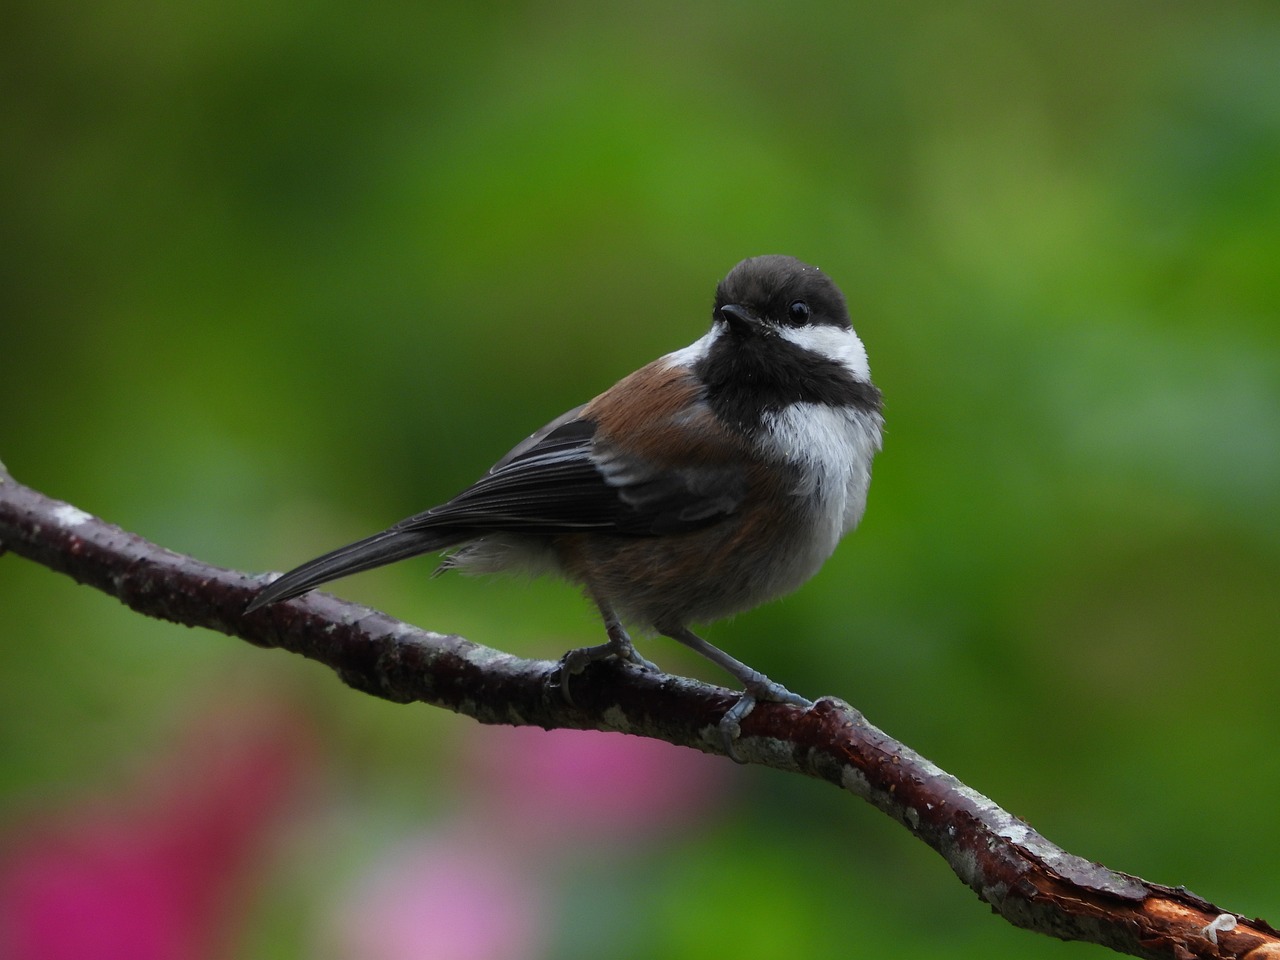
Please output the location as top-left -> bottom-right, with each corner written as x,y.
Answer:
664,325 -> 721,368
777,324 -> 872,382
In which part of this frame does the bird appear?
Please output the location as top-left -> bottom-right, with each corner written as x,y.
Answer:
246,255 -> 884,753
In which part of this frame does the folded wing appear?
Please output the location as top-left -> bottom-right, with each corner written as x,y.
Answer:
395,407 -> 746,537
248,404 -> 746,610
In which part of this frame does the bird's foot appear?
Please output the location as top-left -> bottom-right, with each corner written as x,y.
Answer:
719,676 -> 813,762
558,635 -> 657,706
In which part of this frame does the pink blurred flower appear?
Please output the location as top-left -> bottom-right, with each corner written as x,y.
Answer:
463,726 -> 726,847
0,704 -> 314,960
328,727 -> 725,960
328,831 -> 544,960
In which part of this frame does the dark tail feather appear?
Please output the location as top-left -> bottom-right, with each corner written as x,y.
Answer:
245,527 -> 459,612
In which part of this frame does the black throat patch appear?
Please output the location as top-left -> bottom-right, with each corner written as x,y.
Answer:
695,330 -> 883,434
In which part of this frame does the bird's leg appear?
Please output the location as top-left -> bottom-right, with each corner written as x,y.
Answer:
661,625 -> 812,759
559,603 -> 658,705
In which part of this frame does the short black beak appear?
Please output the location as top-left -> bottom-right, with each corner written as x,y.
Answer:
718,303 -> 758,333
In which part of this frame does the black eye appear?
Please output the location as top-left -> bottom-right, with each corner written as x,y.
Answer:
788,299 -> 811,323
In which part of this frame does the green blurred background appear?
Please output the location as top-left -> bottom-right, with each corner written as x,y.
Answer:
3,1 -> 1279,956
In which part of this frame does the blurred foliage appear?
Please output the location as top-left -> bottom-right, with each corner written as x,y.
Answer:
2,0 -> 1279,956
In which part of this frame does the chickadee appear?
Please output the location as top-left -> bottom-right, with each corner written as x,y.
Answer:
247,255 -> 884,751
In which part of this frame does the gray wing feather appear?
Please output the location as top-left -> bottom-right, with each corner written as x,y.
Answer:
396,411 -> 745,537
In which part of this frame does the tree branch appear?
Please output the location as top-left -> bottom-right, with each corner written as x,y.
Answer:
0,463 -> 1275,960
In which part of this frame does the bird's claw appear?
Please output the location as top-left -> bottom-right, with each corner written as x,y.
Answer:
719,679 -> 814,763
557,637 -> 657,706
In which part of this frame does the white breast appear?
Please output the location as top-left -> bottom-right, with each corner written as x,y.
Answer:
760,402 -> 884,554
